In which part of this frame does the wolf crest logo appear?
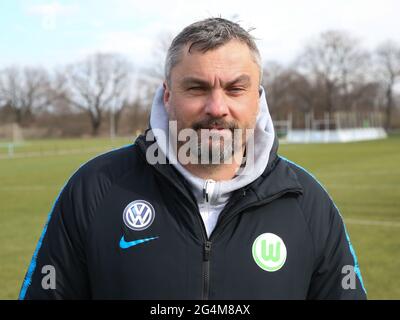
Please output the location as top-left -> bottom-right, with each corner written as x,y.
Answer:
123,200 -> 155,231
252,233 -> 287,272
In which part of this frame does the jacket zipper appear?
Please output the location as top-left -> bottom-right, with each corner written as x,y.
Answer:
202,240 -> 212,300
142,154 -> 213,300
201,179 -> 215,300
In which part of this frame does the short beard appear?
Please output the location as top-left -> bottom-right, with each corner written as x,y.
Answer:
187,118 -> 242,166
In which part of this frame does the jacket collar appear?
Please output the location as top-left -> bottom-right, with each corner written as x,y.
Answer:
135,130 -> 303,203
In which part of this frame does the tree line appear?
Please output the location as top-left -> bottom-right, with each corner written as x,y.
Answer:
0,30 -> 399,138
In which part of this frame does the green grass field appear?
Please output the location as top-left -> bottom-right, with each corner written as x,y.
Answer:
0,135 -> 399,299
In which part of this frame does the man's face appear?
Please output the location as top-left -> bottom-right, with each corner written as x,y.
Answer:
163,40 -> 260,164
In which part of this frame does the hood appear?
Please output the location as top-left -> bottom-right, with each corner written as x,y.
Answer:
149,85 -> 276,205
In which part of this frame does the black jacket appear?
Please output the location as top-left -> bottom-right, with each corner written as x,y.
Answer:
19,132 -> 367,299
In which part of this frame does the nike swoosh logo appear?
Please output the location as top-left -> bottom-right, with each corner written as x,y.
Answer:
119,235 -> 159,249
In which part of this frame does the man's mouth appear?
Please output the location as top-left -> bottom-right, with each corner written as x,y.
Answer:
192,119 -> 238,133
198,124 -> 232,131
205,126 -> 226,130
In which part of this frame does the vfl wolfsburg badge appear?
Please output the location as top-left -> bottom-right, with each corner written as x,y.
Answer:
252,233 -> 287,272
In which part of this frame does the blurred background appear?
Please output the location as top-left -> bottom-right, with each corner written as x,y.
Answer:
0,0 -> 399,299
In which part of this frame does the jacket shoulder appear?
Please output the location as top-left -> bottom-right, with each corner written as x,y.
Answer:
279,156 -> 333,211
71,143 -> 138,183
62,143 -> 140,219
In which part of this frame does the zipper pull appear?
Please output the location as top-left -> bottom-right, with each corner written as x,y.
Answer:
203,241 -> 212,261
202,179 -> 215,204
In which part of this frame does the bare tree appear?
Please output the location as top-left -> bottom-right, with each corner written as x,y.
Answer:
45,72 -> 76,115
0,66 -> 52,125
263,62 -> 317,121
62,53 -> 132,136
262,62 -> 287,114
376,41 -> 400,131
296,30 -> 369,115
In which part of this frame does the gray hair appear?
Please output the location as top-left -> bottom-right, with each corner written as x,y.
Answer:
164,17 -> 263,86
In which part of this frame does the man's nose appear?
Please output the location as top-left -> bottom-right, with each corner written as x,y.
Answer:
204,90 -> 229,118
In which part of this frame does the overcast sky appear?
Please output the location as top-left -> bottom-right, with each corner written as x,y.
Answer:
0,0 -> 399,70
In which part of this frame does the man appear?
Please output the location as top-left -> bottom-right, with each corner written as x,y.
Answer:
19,18 -> 367,299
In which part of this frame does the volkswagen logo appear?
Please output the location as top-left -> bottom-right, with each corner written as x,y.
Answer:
123,200 -> 155,231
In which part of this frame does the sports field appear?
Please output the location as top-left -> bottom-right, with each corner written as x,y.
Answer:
0,135 -> 399,299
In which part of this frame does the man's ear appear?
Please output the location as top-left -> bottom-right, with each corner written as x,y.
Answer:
163,81 -> 170,111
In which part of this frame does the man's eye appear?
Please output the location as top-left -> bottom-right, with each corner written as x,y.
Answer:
188,86 -> 206,91
228,87 -> 245,93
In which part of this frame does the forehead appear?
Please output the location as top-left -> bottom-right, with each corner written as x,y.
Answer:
171,40 -> 259,84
